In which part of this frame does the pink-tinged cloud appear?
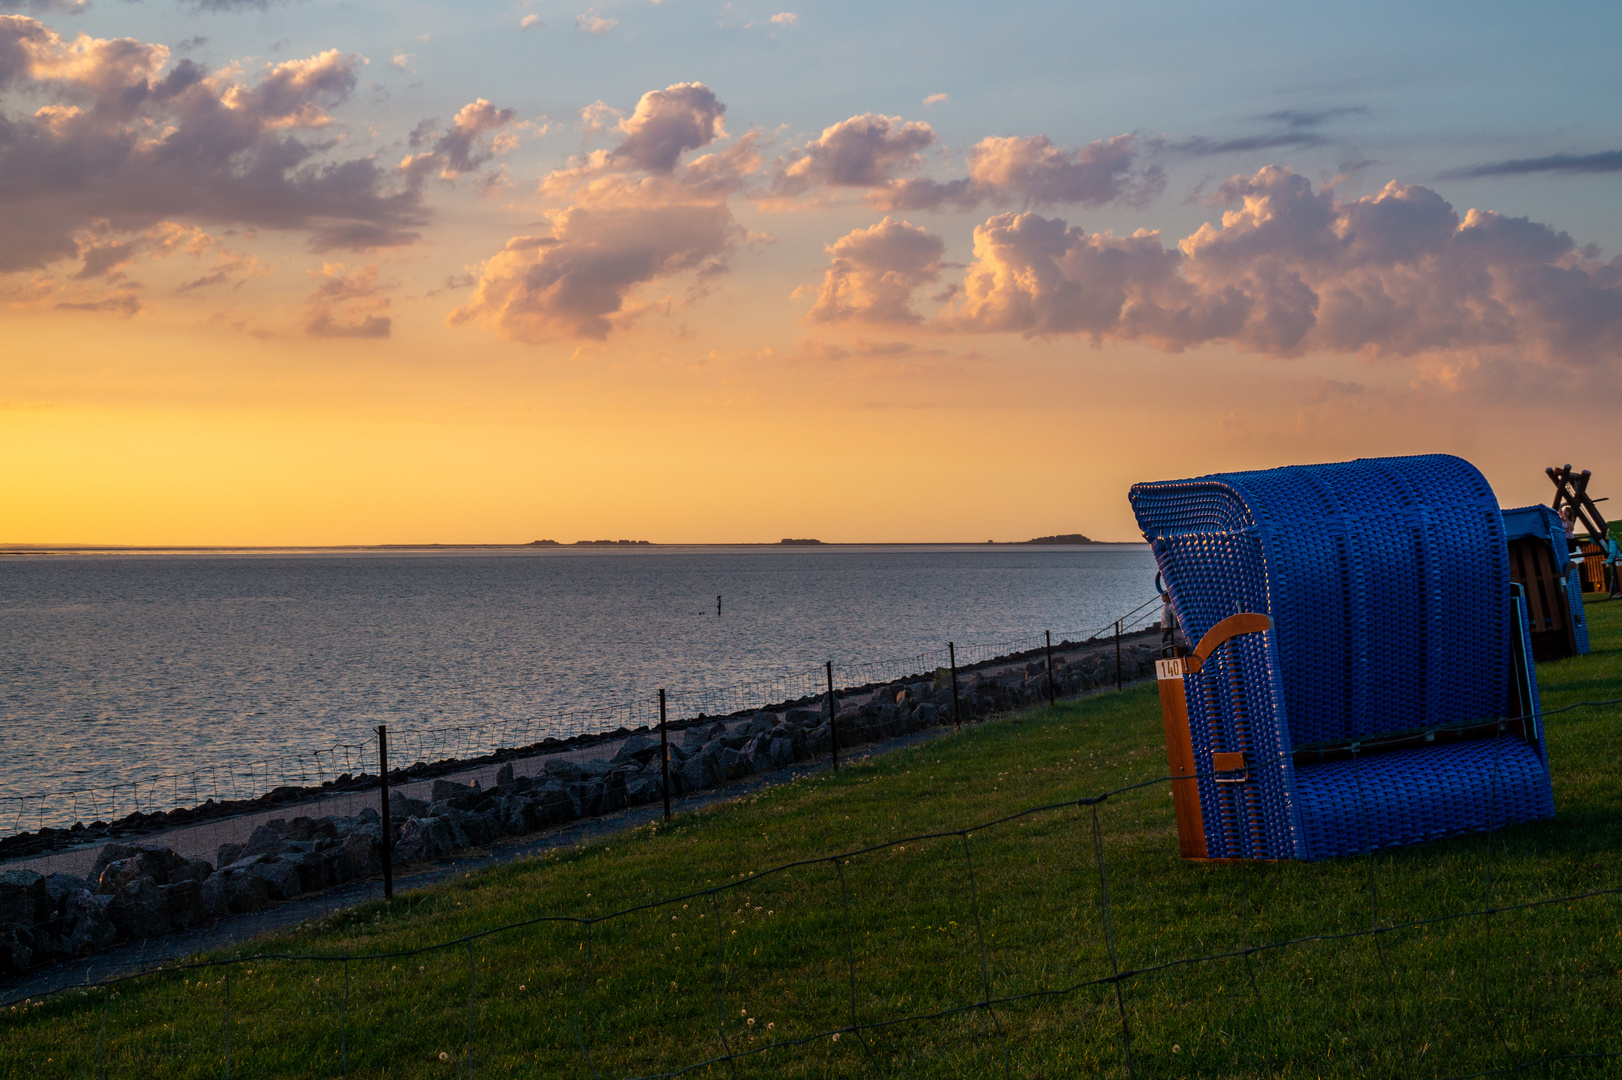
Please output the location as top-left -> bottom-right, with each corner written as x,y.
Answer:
612,82 -> 726,174
773,113 -> 935,196
883,133 -> 1163,211
454,82 -> 750,344
771,119 -> 1162,211
0,17 -> 427,277
305,263 -> 391,338
803,166 -> 1622,366
448,202 -> 737,341
402,98 -> 519,180
807,217 -> 944,325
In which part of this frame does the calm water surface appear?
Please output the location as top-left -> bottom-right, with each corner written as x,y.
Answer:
0,545 -> 1154,803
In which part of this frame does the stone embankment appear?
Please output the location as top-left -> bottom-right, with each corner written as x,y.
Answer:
0,640 -> 1158,976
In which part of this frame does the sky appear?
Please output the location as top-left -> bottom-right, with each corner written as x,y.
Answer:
2,0 -> 1619,544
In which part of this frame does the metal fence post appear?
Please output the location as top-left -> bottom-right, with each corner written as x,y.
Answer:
949,642 -> 962,729
659,690 -> 672,820
1045,630 -> 1056,706
826,661 -> 839,772
377,725 -> 393,901
1115,621 -> 1123,692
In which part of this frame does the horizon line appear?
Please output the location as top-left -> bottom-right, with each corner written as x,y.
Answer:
0,540 -> 1148,553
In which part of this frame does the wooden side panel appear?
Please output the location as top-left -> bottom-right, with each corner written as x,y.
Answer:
1155,658 -> 1206,859
1507,536 -> 1575,661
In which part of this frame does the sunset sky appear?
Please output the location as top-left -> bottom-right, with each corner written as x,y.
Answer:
3,0 -> 1619,544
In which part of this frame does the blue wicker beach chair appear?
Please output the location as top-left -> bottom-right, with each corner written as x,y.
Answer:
1502,503 -> 1590,658
1130,455 -> 1555,861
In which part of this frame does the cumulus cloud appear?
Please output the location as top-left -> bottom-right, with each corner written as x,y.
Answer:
806,217 -> 944,324
923,92 -> 948,106
772,113 -> 934,197
812,165 -> 1622,367
611,82 -> 725,173
772,120 -> 1161,211
0,17 -> 427,277
770,12 -> 798,25
451,81 -> 749,343
884,133 -> 1163,211
304,263 -> 391,338
448,202 -> 736,341
1440,149 -> 1622,179
401,98 -> 519,180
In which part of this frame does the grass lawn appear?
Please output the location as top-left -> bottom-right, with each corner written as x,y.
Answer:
4,597 -> 1620,1078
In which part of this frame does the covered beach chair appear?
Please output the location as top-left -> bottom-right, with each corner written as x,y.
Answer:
1501,503 -> 1589,660
1129,455 -> 1555,861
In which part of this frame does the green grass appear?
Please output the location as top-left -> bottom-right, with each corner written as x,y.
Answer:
5,598 -> 1621,1078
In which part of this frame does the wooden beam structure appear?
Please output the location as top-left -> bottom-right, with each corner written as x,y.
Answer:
1546,464 -> 1609,542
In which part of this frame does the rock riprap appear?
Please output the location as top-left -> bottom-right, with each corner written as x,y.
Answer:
0,643 -> 1155,975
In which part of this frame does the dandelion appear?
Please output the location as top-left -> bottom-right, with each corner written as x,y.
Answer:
519,985 -> 526,991
1173,1044 -> 1181,1054
440,1051 -> 450,1061
833,1033 -> 840,1042
741,1008 -> 748,1015
767,1022 -> 775,1030
747,1018 -> 755,1027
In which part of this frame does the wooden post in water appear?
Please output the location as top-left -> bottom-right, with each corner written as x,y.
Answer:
826,661 -> 839,772
1115,621 -> 1123,692
658,690 -> 671,821
377,725 -> 393,901
949,642 -> 962,729
1045,630 -> 1056,707
716,595 -> 722,617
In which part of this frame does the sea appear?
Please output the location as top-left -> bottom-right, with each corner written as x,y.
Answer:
0,545 -> 1155,828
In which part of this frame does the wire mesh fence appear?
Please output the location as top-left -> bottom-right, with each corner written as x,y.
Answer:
3,687 -> 1618,1078
1,599 -> 1166,841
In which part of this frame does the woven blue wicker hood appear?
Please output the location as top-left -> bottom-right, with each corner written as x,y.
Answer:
1130,454 -> 1514,749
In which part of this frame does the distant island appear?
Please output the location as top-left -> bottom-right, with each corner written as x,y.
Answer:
1021,533 -> 1095,544
779,538 -> 823,545
573,539 -> 652,546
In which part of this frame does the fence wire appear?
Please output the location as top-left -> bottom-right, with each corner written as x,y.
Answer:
3,599 -> 1165,837
4,696 -> 1618,1078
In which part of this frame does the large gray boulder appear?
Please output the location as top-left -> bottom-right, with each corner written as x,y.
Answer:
612,734 -> 660,767
431,779 -> 479,806
105,876 -> 169,939
162,880 -> 208,929
61,890 -> 117,954
241,824 -> 288,860
389,791 -> 430,820
394,816 -> 456,862
286,816 -> 338,842
170,857 -> 213,885
534,783 -> 577,825
0,928 -> 34,973
43,872 -> 91,916
335,830 -> 381,880
543,757 -> 585,783
0,869 -> 46,929
717,746 -> 747,780
246,858 -> 302,902
223,869 -> 270,913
